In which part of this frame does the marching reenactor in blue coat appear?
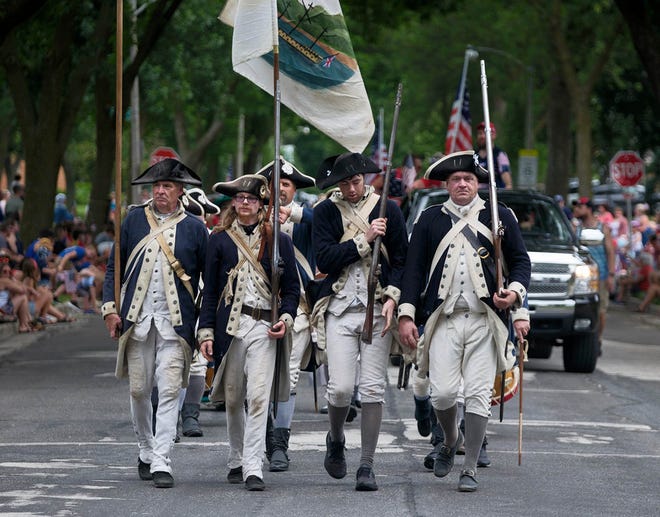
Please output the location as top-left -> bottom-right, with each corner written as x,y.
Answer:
398,151 -> 530,492
102,159 -> 208,489
197,174 -> 299,491
311,152 -> 408,491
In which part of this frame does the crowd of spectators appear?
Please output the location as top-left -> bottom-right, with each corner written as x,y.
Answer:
0,180 -> 113,331
589,201 -> 660,311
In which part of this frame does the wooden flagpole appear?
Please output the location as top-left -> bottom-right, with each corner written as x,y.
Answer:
114,0 -> 124,309
270,0 -> 283,418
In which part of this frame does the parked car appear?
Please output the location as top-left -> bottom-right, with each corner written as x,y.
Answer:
591,182 -> 645,209
405,188 -> 602,373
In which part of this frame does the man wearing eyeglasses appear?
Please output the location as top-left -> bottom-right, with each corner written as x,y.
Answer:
101,159 -> 208,489
197,174 -> 300,492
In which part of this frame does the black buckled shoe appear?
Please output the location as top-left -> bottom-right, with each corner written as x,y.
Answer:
424,441 -> 442,470
433,432 -> 464,478
227,466 -> 243,484
138,458 -> 152,480
152,471 -> 174,488
458,468 -> 478,492
245,475 -> 265,491
355,464 -> 378,491
324,432 -> 347,479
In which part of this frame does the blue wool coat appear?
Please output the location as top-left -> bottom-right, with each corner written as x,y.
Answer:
197,227 -> 300,365
400,200 -> 531,325
311,196 -> 408,299
102,205 -> 208,351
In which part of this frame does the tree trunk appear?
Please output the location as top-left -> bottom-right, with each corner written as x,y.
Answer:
574,94 -> 593,198
0,3 -> 115,242
545,73 -> 572,198
88,71 -> 117,229
614,0 -> 660,104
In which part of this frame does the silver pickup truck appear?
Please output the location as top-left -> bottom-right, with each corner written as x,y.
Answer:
404,188 -> 601,373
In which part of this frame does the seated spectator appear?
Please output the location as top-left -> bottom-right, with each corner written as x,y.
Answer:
0,219 -> 24,264
615,251 -> 653,303
0,257 -> 35,332
24,229 -> 58,286
94,223 -> 115,261
54,244 -> 103,313
18,258 -> 73,324
636,269 -> 660,312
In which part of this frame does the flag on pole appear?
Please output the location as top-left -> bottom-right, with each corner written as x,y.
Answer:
220,0 -> 374,153
400,153 -> 417,192
371,108 -> 387,170
444,79 -> 472,154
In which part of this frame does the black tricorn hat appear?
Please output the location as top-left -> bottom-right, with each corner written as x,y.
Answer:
316,152 -> 380,190
256,157 -> 315,189
132,158 -> 202,186
181,188 -> 221,217
212,174 -> 270,201
424,150 -> 489,182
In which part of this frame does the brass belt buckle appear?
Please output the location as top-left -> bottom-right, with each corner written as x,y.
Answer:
477,246 -> 490,260
251,307 -> 261,320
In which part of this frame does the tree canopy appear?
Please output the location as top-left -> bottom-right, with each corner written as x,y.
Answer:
1,0 -> 659,241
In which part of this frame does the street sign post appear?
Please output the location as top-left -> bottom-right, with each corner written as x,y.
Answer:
517,148 -> 538,188
609,150 -> 644,187
609,150 -> 645,252
149,146 -> 181,166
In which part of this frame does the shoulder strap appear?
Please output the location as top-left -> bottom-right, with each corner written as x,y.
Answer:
226,229 -> 271,288
145,208 -> 194,299
333,192 -> 389,264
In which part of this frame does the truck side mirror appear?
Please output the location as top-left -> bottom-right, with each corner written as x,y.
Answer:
579,228 -> 605,246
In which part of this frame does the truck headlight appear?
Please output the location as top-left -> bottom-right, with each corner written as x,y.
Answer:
572,263 -> 599,295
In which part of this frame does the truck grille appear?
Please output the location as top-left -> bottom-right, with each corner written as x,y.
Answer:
529,262 -> 571,298
532,263 -> 571,275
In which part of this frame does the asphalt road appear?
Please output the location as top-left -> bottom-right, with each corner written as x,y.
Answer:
0,307 -> 658,517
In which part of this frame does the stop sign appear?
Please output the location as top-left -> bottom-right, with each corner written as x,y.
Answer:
609,150 -> 644,187
149,146 -> 181,166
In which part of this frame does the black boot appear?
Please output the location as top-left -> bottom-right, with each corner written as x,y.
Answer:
265,413 -> 275,462
269,428 -> 291,472
423,412 -> 444,470
181,403 -> 203,437
477,434 -> 491,467
414,396 -> 432,437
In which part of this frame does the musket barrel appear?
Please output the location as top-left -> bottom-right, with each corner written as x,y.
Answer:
362,83 -> 403,343
480,60 -> 504,294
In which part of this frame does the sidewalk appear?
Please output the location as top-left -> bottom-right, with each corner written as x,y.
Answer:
0,303 -> 93,361
607,297 -> 660,327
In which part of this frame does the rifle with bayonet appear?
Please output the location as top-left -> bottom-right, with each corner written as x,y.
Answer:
362,83 -> 403,344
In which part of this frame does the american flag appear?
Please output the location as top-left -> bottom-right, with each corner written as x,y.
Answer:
444,79 -> 472,154
366,109 -> 387,185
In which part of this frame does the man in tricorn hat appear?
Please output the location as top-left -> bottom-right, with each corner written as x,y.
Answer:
256,157 -> 317,472
311,152 -> 408,491
398,150 -> 530,492
197,174 -> 300,491
102,158 -> 209,488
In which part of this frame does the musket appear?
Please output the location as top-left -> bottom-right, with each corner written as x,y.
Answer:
481,60 -> 508,421
362,83 -> 403,344
480,60 -> 504,296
